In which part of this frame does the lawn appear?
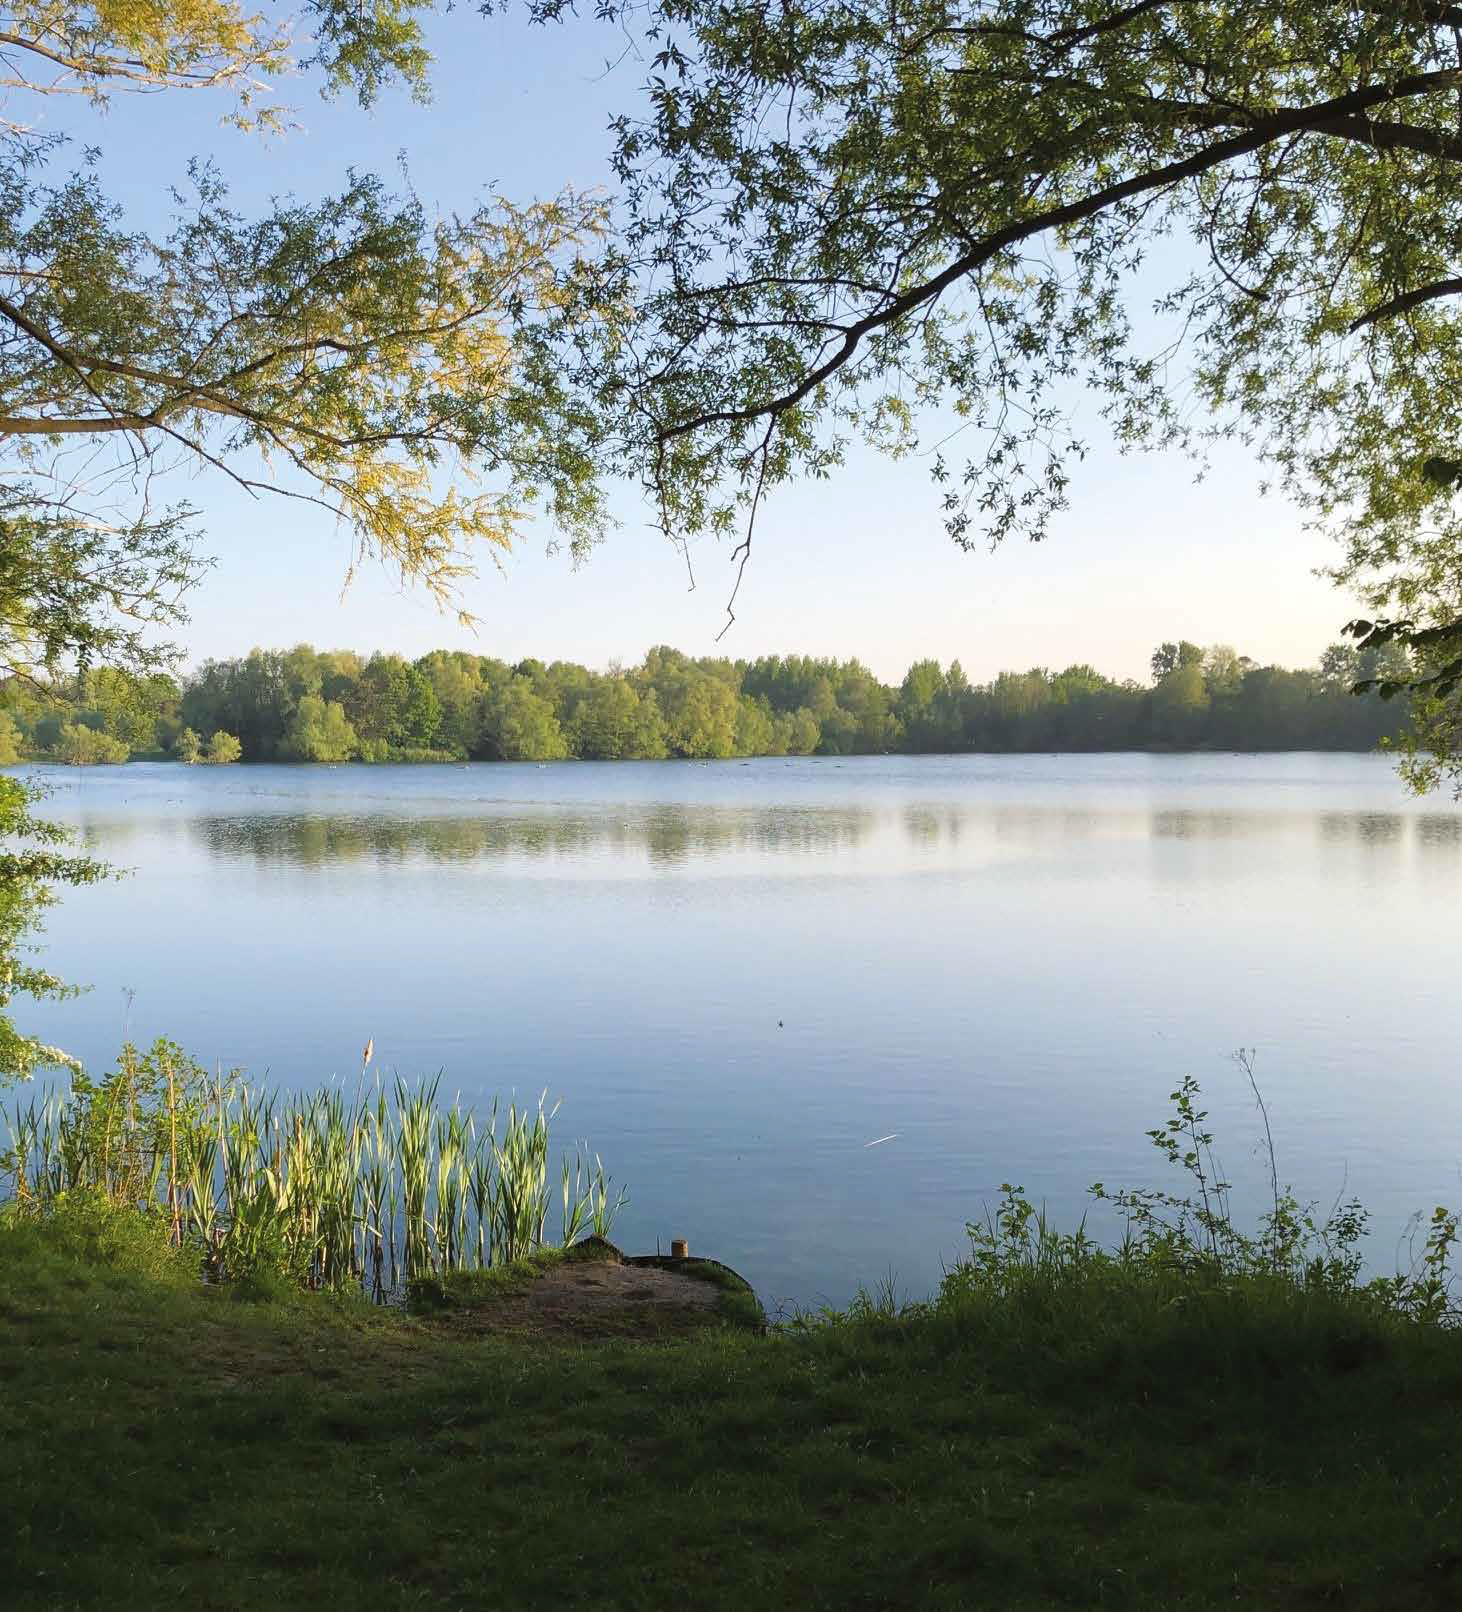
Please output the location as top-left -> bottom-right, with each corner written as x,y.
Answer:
3,1207 -> 1460,1611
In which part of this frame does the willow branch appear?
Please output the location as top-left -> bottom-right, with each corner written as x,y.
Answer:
658,70 -> 1462,442
1349,275 -> 1462,331
0,29 -> 270,92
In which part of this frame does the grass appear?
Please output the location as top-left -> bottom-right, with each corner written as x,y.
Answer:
3,1196 -> 1461,1611
3,1066 -> 1460,1609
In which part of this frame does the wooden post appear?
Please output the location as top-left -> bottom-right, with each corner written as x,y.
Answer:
670,1238 -> 689,1259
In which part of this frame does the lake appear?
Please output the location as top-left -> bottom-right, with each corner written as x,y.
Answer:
17,752 -> 1462,1311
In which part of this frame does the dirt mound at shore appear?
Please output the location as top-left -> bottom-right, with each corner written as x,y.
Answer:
429,1239 -> 764,1342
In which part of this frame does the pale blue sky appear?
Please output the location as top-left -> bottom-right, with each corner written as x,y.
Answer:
49,9 -> 1354,685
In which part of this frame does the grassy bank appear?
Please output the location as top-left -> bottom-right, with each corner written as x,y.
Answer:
4,1069 -> 1460,1608
3,1199 -> 1460,1610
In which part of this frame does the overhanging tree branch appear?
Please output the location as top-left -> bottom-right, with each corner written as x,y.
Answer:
1349,276 -> 1462,331
658,69 -> 1462,443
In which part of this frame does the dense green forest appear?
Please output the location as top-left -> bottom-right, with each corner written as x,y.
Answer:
0,639 -> 1413,765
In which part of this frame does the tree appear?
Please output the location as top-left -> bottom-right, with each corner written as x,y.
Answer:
733,696 -> 776,757
1151,642 -> 1204,682
775,707 -> 822,755
281,697 -> 358,763
51,722 -> 129,764
1318,644 -> 1362,692
397,667 -> 442,750
1227,666 -> 1319,750
838,661 -> 900,752
0,486 -> 206,686
656,669 -> 739,758
1148,663 -> 1211,747
0,0 -> 617,629
550,0 -> 1462,772
982,670 -> 1053,747
204,731 -> 242,765
1202,645 -> 1246,698
174,727 -> 201,764
570,676 -> 667,759
479,680 -> 568,761
0,711 -> 21,763
344,655 -> 411,751
897,661 -> 967,751
181,650 -> 291,758
417,651 -> 485,755
0,776 -> 110,1082
0,3 -> 635,1088
79,667 -> 179,753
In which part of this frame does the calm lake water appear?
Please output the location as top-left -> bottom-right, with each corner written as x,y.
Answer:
18,753 -> 1462,1310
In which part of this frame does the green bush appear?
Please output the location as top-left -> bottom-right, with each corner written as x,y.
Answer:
357,741 -> 465,763
936,1069 -> 1459,1352
50,722 -> 129,764
0,1190 -> 182,1283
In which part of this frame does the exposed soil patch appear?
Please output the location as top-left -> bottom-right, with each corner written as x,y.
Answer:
468,1261 -> 717,1335
432,1241 -> 763,1343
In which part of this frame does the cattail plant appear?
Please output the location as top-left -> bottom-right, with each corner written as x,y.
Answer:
1,1039 -> 626,1297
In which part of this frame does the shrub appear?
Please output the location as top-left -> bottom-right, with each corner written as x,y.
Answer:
939,1064 -> 1459,1341
51,723 -> 129,764
1,1189 -> 182,1283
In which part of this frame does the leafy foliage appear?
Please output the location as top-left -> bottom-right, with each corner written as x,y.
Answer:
947,1069 -> 1457,1325
281,696 -> 356,762
0,775 -> 109,1082
4,1064 -> 1462,1609
0,0 -> 623,1097
0,0 -> 618,622
1342,612 -> 1462,792
49,721 -> 127,763
3,159 -> 613,613
537,0 -> 1462,778
0,484 -> 207,683
0,635 -> 1413,760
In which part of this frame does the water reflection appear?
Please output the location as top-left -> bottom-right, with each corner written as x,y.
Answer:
1315,811 -> 1407,844
1150,807 -> 1427,846
68,799 -> 1462,869
1415,814 -> 1462,848
189,804 -> 876,868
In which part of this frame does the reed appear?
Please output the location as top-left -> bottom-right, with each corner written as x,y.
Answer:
1,1039 -> 627,1295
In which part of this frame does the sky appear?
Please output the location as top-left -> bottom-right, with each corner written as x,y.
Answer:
39,8 -> 1359,687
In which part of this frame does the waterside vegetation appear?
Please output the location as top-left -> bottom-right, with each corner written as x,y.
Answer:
3,1039 -> 625,1298
1,638 -> 1415,767
2,1072 -> 1458,1609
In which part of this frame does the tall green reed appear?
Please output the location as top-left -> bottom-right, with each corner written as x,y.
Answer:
1,1039 -> 627,1296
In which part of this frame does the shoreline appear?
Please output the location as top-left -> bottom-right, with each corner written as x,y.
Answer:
5,1195 -> 1458,1610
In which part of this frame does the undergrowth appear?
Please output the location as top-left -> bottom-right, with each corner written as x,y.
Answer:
3,1058 -> 1461,1609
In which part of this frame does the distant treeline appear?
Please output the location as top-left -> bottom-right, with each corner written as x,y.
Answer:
0,639 -> 1413,764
